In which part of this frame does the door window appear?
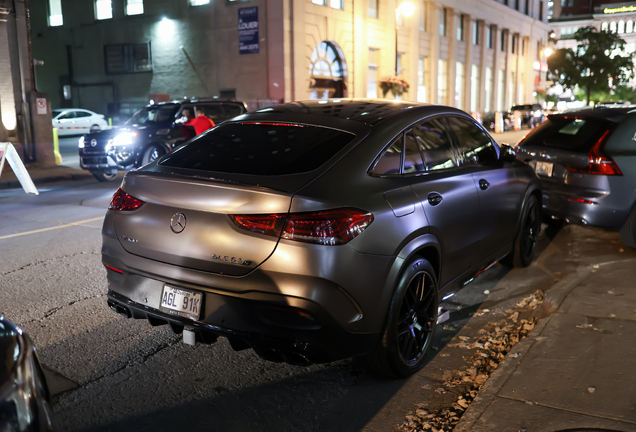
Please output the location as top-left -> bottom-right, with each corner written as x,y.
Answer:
75,111 -> 91,118
58,111 -> 76,119
409,118 -> 457,171
404,131 -> 426,174
372,135 -> 402,176
445,116 -> 498,166
222,104 -> 244,118
197,104 -> 225,122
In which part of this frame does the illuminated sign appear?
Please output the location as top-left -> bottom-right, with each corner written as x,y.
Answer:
604,5 -> 636,14
533,61 -> 549,72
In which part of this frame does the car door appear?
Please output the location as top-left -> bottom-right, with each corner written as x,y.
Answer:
55,111 -> 75,135
404,117 -> 481,287
445,115 -> 523,261
75,110 -> 92,132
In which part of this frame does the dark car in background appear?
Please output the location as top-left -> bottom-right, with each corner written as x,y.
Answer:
103,99 -> 541,378
0,316 -> 55,431
516,107 -> 636,248
482,111 -> 514,132
79,99 -> 248,182
510,104 -> 544,128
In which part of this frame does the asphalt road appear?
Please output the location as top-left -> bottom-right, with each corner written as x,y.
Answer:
0,175 -> 631,432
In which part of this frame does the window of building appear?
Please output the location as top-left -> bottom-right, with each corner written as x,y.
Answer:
485,67 -> 493,112
190,0 -> 210,5
515,0 -> 520,10
522,38 -> 526,56
487,25 -> 494,48
511,34 -> 516,54
438,59 -> 448,104
440,8 -> 447,37
519,72 -> 525,105
619,20 -> 625,33
458,14 -> 465,41
125,0 -> 143,15
368,0 -> 378,18
419,4 -> 426,30
524,0 -> 529,15
500,30 -> 506,52
473,21 -> 479,45
628,20 -> 634,33
470,65 -> 480,113
397,52 -> 405,78
95,0 -> 112,20
539,1 -> 544,21
330,0 -> 344,10
313,0 -> 326,4
509,71 -> 515,107
104,42 -> 152,74
48,0 -> 63,26
497,69 -> 505,111
455,62 -> 464,110
610,21 -> 617,33
568,0 -> 573,6
601,21 -> 609,32
367,48 -> 378,98
418,56 -> 428,102
537,40 -> 542,60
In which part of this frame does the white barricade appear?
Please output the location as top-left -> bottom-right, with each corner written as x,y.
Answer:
0,143 -> 39,195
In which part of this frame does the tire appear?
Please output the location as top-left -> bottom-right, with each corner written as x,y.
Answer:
620,203 -> 636,249
358,257 -> 438,378
141,144 -> 167,165
90,124 -> 101,131
503,194 -> 541,268
90,169 -> 118,182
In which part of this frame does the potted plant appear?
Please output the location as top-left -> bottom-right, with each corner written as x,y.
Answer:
379,76 -> 410,98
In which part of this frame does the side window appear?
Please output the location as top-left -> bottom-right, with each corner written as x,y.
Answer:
75,111 -> 91,118
446,116 -> 499,166
411,118 -> 458,171
59,111 -> 75,119
222,104 -> 244,118
198,104 -> 225,122
404,130 -> 426,174
372,134 -> 402,176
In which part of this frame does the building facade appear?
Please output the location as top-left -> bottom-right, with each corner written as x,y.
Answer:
31,0 -> 550,118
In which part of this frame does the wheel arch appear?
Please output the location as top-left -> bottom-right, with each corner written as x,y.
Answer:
396,233 -> 442,284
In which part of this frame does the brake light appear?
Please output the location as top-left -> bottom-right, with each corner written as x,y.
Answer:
108,188 -> 145,211
229,208 -> 374,245
565,129 -> 622,176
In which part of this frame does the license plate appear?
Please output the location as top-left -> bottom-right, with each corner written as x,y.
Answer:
160,285 -> 202,321
535,161 -> 554,177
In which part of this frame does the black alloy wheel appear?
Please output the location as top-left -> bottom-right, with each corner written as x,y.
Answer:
142,145 -> 167,165
358,257 -> 438,378
503,194 -> 541,268
520,197 -> 541,264
397,271 -> 437,366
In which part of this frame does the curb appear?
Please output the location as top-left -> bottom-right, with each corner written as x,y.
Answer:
453,267 -> 592,432
0,171 -> 94,190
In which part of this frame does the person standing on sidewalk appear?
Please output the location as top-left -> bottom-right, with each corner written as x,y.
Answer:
189,106 -> 216,136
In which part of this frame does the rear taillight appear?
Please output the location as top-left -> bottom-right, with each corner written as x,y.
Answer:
108,188 -> 145,211
565,129 -> 623,176
229,208 -> 374,246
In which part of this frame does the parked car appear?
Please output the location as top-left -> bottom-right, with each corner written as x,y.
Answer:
52,108 -> 109,136
103,99 -> 541,377
510,104 -> 544,128
482,111 -> 514,132
516,107 -> 636,248
79,99 -> 248,182
0,316 -> 56,431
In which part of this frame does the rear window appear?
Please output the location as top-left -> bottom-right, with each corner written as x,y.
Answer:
520,117 -> 614,152
159,123 -> 356,176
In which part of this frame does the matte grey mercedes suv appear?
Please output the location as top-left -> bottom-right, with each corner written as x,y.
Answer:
103,100 -> 541,377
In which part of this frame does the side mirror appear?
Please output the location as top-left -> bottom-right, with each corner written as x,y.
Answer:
500,143 -> 517,163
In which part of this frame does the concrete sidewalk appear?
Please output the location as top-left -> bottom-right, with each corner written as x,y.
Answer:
456,258 -> 636,431
0,164 -> 94,190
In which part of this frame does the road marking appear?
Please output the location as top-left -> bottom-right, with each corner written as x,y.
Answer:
0,216 -> 104,240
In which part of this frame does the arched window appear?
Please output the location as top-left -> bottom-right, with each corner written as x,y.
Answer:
309,41 -> 348,99
619,20 -> 625,33
627,20 -> 633,33
602,21 -> 609,32
610,21 -> 617,33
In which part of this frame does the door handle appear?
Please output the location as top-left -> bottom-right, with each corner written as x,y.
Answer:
479,179 -> 490,190
427,192 -> 443,206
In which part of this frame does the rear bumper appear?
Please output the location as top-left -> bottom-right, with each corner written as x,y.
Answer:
106,288 -> 377,364
541,181 -> 633,228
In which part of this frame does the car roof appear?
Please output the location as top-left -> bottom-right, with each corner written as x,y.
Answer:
253,99 -> 436,126
155,99 -> 245,107
550,106 -> 636,122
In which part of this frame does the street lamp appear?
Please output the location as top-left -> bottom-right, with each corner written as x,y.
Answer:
395,1 -> 415,76
544,47 -> 554,57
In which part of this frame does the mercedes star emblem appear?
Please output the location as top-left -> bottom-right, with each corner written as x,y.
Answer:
90,139 -> 97,147
170,213 -> 187,233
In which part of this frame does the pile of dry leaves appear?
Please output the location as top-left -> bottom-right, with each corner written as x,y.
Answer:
399,290 -> 545,432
